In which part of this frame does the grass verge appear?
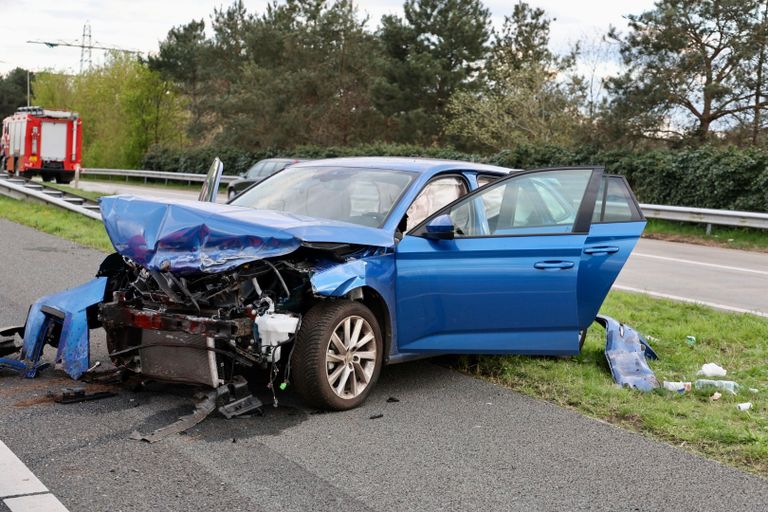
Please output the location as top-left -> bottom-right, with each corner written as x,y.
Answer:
459,291 -> 768,477
0,195 -> 112,252
1,196 -> 765,476
644,218 -> 768,252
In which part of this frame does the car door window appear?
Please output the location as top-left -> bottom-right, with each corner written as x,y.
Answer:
246,162 -> 266,179
437,169 -> 593,237
405,176 -> 468,232
592,176 -> 643,223
261,161 -> 281,177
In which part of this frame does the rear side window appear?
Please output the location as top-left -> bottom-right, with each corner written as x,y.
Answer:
592,176 -> 643,223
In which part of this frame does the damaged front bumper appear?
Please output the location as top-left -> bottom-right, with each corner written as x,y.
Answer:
0,277 -> 107,379
596,315 -> 659,391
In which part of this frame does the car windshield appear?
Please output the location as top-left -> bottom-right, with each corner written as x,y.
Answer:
231,166 -> 415,227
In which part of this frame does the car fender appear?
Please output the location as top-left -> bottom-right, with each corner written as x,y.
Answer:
309,254 -> 399,356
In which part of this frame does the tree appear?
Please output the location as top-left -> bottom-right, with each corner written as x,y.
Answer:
213,0 -> 386,148
607,0 -> 766,142
446,3 -> 585,150
0,68 -> 32,119
374,0 -> 491,143
34,56 -> 185,168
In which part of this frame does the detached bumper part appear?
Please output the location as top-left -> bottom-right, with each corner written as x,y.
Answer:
1,278 -> 107,379
597,315 -> 659,391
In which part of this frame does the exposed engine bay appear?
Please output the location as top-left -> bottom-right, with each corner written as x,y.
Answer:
96,247 -> 350,405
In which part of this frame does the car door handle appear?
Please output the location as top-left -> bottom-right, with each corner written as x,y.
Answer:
584,246 -> 620,255
534,261 -> 575,270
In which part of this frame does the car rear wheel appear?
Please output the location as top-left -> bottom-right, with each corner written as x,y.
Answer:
292,300 -> 383,411
55,174 -> 72,184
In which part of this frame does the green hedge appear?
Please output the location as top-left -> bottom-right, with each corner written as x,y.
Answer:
142,143 -> 768,212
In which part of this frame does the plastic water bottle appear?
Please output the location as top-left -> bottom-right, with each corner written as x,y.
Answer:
694,379 -> 739,394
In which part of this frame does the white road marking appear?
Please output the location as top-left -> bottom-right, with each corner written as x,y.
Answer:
0,441 -> 47,498
4,494 -> 70,512
613,285 -> 768,318
632,252 -> 768,276
0,441 -> 70,511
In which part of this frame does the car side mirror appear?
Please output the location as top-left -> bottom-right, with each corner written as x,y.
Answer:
422,214 -> 455,240
198,157 -> 224,203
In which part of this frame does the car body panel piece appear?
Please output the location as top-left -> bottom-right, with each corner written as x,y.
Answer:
19,277 -> 107,379
99,196 -> 395,274
596,315 -> 659,391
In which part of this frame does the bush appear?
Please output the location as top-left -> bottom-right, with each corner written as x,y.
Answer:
142,143 -> 768,212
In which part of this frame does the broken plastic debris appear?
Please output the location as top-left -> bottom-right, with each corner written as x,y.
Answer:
694,379 -> 739,395
663,381 -> 691,393
749,388 -> 759,394
709,392 -> 722,401
369,413 -> 384,420
697,363 -> 727,377
685,336 -> 696,346
386,397 -> 400,403
736,402 -> 753,411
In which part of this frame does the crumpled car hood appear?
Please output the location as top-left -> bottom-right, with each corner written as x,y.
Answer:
100,196 -> 394,274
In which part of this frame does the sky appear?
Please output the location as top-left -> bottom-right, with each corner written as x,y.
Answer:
0,0 -> 656,75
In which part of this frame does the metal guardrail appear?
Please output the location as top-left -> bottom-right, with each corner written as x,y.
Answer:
0,175 -> 102,221
640,203 -> 768,231
83,168 -> 237,184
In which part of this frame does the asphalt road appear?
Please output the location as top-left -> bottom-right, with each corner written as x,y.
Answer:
2,221 -> 768,511
616,238 -> 768,317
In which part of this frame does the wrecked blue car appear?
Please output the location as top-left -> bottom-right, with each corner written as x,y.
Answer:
2,157 -> 652,410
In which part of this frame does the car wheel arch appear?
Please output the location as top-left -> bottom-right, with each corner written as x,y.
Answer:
344,286 -> 392,362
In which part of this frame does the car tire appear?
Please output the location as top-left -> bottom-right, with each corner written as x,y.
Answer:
41,173 -> 53,182
55,175 -> 72,184
292,300 -> 383,411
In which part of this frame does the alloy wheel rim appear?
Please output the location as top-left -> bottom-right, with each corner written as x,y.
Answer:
325,315 -> 376,399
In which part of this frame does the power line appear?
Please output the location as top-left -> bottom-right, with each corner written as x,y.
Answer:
27,22 -> 142,74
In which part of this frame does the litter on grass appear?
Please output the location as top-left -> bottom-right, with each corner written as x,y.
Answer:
697,363 -> 727,377
663,381 -> 691,393
709,392 -> 722,401
694,379 -> 739,395
736,402 -> 753,411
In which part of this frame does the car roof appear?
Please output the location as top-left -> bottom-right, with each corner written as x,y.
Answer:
290,156 -> 516,176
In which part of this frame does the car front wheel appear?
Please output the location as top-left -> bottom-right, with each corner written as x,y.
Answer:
292,300 -> 383,410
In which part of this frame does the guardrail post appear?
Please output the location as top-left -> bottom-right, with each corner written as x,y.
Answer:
74,165 -> 80,189
706,223 -> 712,236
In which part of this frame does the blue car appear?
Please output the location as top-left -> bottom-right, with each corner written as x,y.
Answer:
4,157 -> 647,411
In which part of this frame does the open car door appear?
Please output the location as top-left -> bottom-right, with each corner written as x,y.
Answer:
394,167 -> 605,355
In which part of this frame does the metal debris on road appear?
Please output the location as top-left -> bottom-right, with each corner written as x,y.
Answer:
54,387 -> 117,404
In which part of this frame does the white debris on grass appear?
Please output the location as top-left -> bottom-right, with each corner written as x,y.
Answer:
697,363 -> 727,377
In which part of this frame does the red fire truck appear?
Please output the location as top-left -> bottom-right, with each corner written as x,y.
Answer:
1,106 -> 82,184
